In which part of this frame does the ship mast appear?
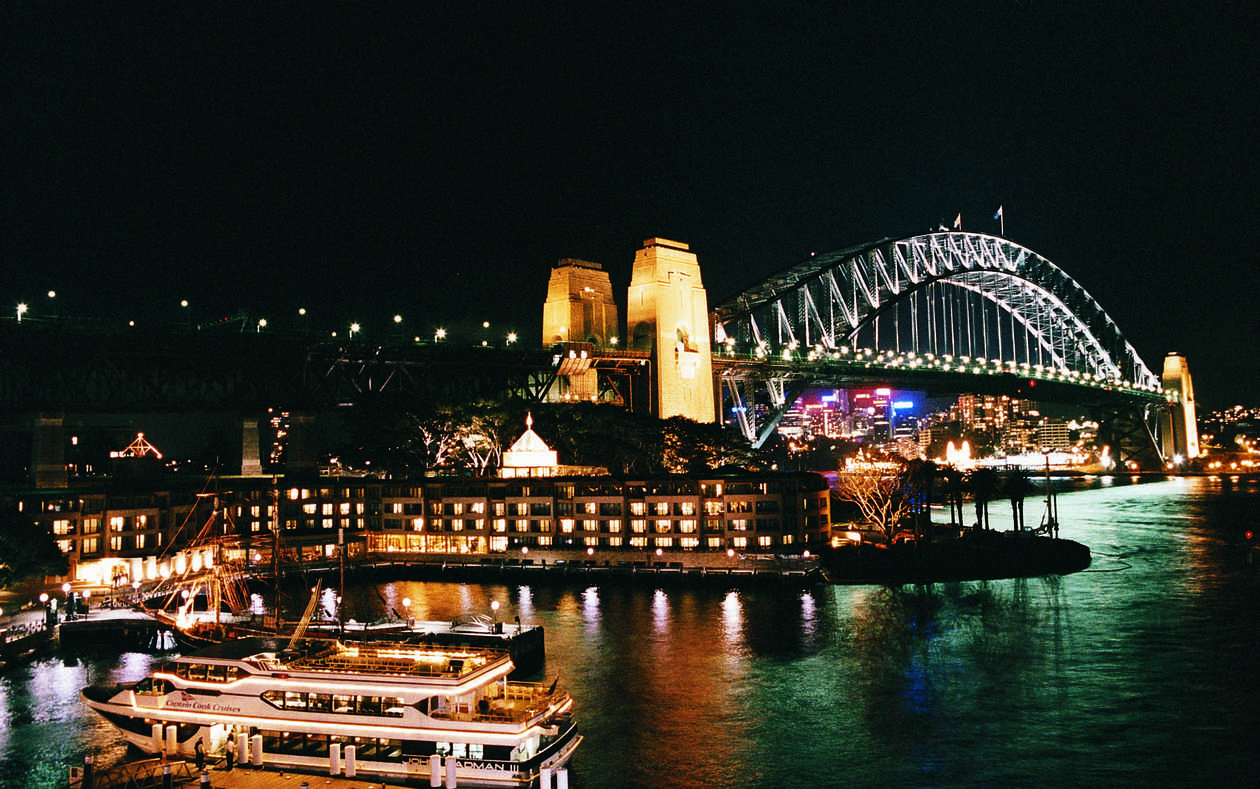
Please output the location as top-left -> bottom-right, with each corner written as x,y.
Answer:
271,479 -> 281,632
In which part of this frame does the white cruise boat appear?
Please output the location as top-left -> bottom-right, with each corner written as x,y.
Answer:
81,636 -> 580,786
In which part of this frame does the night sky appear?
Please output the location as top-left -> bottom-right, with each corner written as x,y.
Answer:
4,2 -> 1257,409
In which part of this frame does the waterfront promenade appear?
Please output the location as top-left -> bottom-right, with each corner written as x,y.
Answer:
74,757 -> 408,789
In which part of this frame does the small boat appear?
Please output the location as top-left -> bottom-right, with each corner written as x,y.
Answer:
81,635 -> 580,786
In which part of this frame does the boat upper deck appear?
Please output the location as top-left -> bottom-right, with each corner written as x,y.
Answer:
175,636 -> 511,681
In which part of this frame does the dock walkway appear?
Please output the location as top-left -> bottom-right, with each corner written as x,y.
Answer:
70,758 -> 404,789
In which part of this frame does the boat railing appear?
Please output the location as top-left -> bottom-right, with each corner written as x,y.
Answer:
287,645 -> 498,679
430,681 -> 568,725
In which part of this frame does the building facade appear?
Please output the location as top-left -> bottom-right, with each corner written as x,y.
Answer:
5,470 -> 831,586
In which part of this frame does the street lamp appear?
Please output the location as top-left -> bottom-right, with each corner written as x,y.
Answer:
349,322 -> 360,337
435,327 -> 446,342
257,318 -> 267,333
506,332 -> 517,345
16,303 -> 27,322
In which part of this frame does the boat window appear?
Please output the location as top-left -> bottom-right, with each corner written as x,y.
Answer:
358,696 -> 382,715
308,693 -> 333,712
206,665 -> 228,683
284,691 -> 308,710
383,697 -> 406,718
333,694 -> 355,713
186,663 -> 208,682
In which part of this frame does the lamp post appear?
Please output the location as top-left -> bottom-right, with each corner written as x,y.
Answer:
16,303 -> 28,323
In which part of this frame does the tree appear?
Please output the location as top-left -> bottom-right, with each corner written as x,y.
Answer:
902,458 -> 937,541
835,461 -> 916,543
661,417 -> 752,474
0,505 -> 69,589
940,465 -> 966,528
969,467 -> 1001,531
1003,468 -> 1035,532
450,402 -> 516,476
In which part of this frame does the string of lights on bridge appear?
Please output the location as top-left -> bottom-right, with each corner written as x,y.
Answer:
721,338 -> 1165,398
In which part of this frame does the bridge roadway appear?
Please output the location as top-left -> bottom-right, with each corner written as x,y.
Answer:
0,321 -> 576,413
1,320 -> 1158,416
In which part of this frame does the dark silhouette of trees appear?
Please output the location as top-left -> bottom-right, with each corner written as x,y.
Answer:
941,465 -> 966,528
0,504 -> 69,589
331,398 -> 761,478
902,459 -> 937,541
969,467 -> 1001,531
1003,468 -> 1035,532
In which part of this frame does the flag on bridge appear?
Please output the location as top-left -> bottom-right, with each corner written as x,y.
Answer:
994,206 -> 1003,220
953,213 -> 961,230
994,205 -> 1005,236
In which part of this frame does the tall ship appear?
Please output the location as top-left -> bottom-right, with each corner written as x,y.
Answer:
81,635 -> 580,786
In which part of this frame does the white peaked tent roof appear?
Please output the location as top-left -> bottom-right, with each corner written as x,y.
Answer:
503,414 -> 557,468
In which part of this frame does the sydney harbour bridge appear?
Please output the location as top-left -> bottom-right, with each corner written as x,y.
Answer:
0,232 -> 1194,480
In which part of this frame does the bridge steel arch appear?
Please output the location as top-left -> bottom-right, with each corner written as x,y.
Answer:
711,232 -> 1165,457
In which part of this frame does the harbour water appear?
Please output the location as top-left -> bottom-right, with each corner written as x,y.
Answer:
2,476 -> 1258,788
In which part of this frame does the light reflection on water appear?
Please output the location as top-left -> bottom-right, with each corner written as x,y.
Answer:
4,477 -> 1258,788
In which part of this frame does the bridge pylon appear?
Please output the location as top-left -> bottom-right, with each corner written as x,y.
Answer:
627,238 -> 716,422
1159,353 -> 1199,465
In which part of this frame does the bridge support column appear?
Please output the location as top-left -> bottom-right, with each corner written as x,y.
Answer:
241,417 -> 262,476
30,413 -> 67,489
626,238 -> 715,423
1160,353 -> 1199,465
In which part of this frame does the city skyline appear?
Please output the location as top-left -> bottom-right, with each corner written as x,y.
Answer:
4,4 -> 1256,409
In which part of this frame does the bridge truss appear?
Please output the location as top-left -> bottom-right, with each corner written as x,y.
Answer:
712,232 -> 1165,455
